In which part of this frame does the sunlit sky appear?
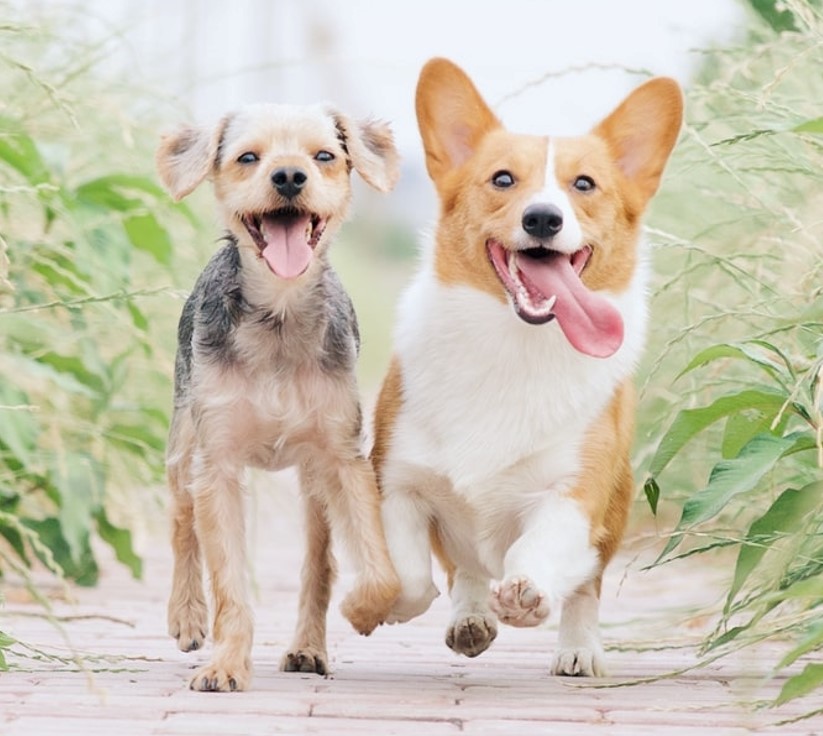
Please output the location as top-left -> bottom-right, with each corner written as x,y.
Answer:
71,0 -> 742,140
47,0 -> 745,220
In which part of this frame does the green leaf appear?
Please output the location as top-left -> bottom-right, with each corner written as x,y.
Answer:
793,117 -> 823,134
126,301 -> 148,332
659,432 -> 807,560
50,452 -> 104,566
0,122 -> 51,184
25,518 -> 98,586
778,623 -> 823,670
107,422 -> 166,456
0,518 -> 29,566
19,355 -> 96,398
0,631 -> 13,671
677,342 -> 789,383
76,174 -> 168,204
721,410 -> 779,459
0,384 -> 38,466
726,482 -> 822,611
776,575 -> 823,603
776,663 -> 823,706
649,388 -> 788,478
95,510 -> 142,579
123,213 -> 172,266
746,0 -> 798,33
38,351 -> 106,395
643,477 -> 660,516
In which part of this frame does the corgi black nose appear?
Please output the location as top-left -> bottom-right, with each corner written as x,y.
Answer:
271,167 -> 308,199
522,204 -> 563,238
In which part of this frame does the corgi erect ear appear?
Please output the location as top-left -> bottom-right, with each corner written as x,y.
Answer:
415,58 -> 501,184
331,113 -> 401,193
593,77 -> 683,205
155,116 -> 231,201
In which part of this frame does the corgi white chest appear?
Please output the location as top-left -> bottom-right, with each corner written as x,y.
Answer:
390,254 -> 648,495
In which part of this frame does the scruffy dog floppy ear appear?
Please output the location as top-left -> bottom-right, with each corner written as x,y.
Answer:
330,112 -> 401,193
156,116 -> 231,201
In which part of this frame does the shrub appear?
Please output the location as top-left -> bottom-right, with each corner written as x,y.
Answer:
0,6 -> 193,598
640,0 -> 823,717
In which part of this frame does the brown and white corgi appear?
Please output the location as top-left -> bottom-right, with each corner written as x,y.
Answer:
371,58 -> 682,676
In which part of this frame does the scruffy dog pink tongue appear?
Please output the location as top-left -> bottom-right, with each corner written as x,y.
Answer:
517,252 -> 624,358
260,213 -> 313,279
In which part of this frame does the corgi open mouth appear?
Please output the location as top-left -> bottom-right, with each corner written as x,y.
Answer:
242,209 -> 327,279
486,239 -> 624,358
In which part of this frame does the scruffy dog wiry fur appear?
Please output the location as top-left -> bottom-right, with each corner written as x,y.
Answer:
156,103 -> 401,692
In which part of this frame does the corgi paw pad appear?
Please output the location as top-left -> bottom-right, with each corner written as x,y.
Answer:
490,576 -> 550,627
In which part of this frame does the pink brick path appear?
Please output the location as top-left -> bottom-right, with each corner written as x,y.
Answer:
1,480 -> 820,735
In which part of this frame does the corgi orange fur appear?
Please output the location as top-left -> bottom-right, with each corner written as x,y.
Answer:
371,59 -> 682,674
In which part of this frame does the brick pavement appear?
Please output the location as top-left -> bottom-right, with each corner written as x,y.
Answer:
1,478 -> 821,735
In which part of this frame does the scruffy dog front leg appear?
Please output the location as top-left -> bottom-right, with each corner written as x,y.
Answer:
166,416 -> 208,653
188,456 -> 253,692
321,455 -> 401,634
281,477 -> 336,675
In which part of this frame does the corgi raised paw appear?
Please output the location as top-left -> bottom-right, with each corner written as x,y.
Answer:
490,576 -> 551,627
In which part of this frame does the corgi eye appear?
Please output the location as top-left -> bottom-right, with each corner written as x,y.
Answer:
314,150 -> 335,162
237,152 -> 259,164
491,170 -> 515,189
573,175 -> 595,192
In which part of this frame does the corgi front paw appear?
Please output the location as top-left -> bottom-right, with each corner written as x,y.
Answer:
490,576 -> 550,627
446,612 -> 497,657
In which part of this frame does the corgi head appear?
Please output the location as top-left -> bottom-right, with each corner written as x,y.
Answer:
416,58 -> 683,358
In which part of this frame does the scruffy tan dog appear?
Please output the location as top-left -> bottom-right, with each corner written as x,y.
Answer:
156,103 -> 401,692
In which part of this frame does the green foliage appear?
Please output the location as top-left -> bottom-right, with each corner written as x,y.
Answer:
0,4 -> 194,590
640,0 -> 823,714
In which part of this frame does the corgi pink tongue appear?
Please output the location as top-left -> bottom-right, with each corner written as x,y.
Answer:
259,213 -> 313,279
516,252 -> 624,358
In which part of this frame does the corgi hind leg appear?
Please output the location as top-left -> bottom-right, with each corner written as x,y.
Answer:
380,476 -> 440,623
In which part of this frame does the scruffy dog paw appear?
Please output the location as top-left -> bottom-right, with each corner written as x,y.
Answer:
341,576 -> 402,635
168,601 -> 208,653
189,659 -> 251,692
281,647 -> 328,676
490,576 -> 550,627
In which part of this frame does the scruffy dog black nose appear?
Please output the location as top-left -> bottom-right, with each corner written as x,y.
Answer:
271,167 -> 308,199
522,204 -> 563,238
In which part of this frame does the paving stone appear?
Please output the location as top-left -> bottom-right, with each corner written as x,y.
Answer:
2,488 -> 823,735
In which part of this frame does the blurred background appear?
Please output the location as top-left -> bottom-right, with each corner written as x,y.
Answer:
2,0 -> 822,707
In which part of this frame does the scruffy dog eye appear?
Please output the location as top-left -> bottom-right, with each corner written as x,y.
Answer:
237,152 -> 259,164
491,170 -> 515,189
573,175 -> 596,192
314,150 -> 335,163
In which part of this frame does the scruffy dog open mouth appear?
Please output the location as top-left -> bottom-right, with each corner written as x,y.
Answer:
241,209 -> 327,279
156,102 -> 401,692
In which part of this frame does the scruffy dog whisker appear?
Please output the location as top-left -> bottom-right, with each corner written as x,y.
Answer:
156,103 -> 401,692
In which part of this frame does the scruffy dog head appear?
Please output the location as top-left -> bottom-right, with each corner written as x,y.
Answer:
157,104 -> 400,280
